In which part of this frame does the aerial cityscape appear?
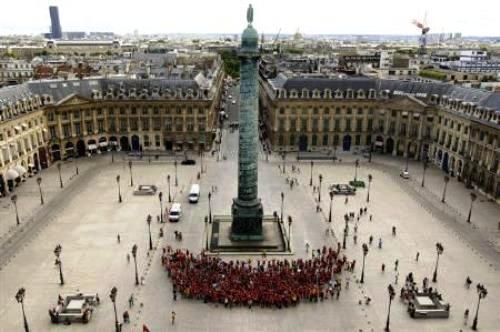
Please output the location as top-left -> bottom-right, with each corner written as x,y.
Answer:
0,1 -> 499,331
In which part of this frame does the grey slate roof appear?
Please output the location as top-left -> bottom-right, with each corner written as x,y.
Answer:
283,77 -> 377,91
0,83 -> 32,105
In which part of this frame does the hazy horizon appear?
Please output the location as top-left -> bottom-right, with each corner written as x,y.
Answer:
1,0 -> 499,37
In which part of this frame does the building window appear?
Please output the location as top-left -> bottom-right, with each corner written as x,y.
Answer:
355,135 -> 361,145
345,119 -> 352,131
130,119 -> 138,131
108,118 -> 116,132
165,120 -> 172,131
290,119 -> 297,130
279,119 -> 285,131
356,118 -> 363,131
333,134 -> 339,146
98,119 -> 105,133
153,117 -> 161,130
300,118 -> 307,131
312,119 -> 319,131
334,119 -> 340,131
144,135 -> 150,147
323,119 -> 329,131
346,108 -> 352,115
290,134 -> 296,145
278,135 -> 284,145
155,135 -> 161,147
142,118 -> 150,131
74,122 -> 81,136
312,134 -> 318,146
367,119 -> 373,131
86,121 -> 93,134
63,124 -> 71,138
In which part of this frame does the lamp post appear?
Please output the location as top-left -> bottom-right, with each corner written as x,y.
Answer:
467,192 -> 477,223
280,192 -> 284,222
109,286 -> 119,332
282,152 -> 286,174
74,158 -> 79,175
354,159 -> 359,181
441,175 -> 450,203
366,174 -> 373,203
146,214 -> 153,251
204,216 -> 209,250
159,192 -> 164,223
208,192 -> 212,224
131,244 -> 139,285
111,149 -> 114,163
167,175 -> 172,203
200,150 -> 204,174
116,175 -> 122,203
309,161 -> 314,186
53,244 -> 64,285
384,284 -> 396,332
11,194 -> 20,225
342,224 -> 347,249
471,283 -> 488,330
174,160 -> 178,187
128,161 -> 133,187
368,143 -> 373,163
287,216 -> 293,251
421,159 -> 429,187
404,146 -> 410,172
318,174 -> 323,202
15,288 -> 30,332
36,177 -> 44,205
328,191 -> 334,223
57,162 -> 63,188
432,242 -> 444,282
360,243 -> 369,283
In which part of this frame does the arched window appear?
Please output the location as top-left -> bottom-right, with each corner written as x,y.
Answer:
312,134 -> 318,146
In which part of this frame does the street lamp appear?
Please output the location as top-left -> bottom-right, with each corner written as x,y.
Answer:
384,284 -> 396,332
128,161 -> 133,187
146,214 -> 153,250
174,160 -> 178,187
208,192 -> 212,224
204,216 -> 209,250
200,150 -> 204,174
11,194 -> 20,225
404,145 -> 410,172
53,244 -> 64,285
367,174 -> 373,203
111,149 -> 114,163
74,158 -> 79,175
131,244 -> 139,285
328,191 -> 334,223
467,192 -> 477,223
368,143 -> 373,163
354,159 -> 359,181
471,283 -> 488,330
421,159 -> 429,188
159,192 -> 164,223
287,216 -> 293,251
432,242 -> 444,282
360,243 -> 369,283
441,175 -> 450,203
309,161 -> 314,186
36,177 -> 44,205
318,174 -> 323,202
57,162 -> 63,188
116,175 -> 122,203
15,288 -> 30,332
167,175 -> 172,203
280,192 -> 284,223
109,286 -> 119,332
282,152 -> 286,174
342,225 -> 347,249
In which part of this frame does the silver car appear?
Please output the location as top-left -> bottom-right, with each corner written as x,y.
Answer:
133,185 -> 158,195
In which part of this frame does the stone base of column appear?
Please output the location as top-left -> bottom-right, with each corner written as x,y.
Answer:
231,197 -> 264,241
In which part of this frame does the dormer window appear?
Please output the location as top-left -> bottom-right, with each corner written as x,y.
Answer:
357,89 -> 365,99
301,88 -> 309,98
346,89 -> 354,99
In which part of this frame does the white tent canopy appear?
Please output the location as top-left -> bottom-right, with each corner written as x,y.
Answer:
6,169 -> 20,180
14,165 -> 27,175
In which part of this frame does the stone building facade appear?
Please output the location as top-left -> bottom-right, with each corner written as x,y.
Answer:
260,74 -> 500,201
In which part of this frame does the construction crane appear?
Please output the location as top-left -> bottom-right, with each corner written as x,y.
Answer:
273,28 -> 282,56
412,14 -> 430,55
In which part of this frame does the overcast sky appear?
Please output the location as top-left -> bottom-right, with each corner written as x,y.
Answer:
1,0 -> 499,36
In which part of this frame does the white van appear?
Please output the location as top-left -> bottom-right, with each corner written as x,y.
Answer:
188,184 -> 200,203
169,203 -> 182,222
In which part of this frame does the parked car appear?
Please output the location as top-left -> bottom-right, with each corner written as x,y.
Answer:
330,184 -> 356,195
400,170 -> 410,179
133,185 -> 158,195
181,159 -> 196,165
169,203 -> 182,222
188,184 -> 200,203
49,293 -> 98,324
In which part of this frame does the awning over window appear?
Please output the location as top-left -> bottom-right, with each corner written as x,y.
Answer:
99,142 -> 108,147
88,144 -> 98,150
6,169 -> 20,180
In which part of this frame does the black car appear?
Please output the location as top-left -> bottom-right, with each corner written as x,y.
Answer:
181,159 -> 196,165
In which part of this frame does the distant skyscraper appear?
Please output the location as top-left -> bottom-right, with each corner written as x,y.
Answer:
49,6 -> 62,39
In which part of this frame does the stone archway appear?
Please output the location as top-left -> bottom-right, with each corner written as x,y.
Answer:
375,135 -> 384,152
65,142 -> 75,158
131,135 -> 140,151
442,152 -> 449,172
120,136 -> 130,151
0,173 -> 5,196
298,135 -> 308,152
76,140 -> 86,157
386,137 -> 394,154
51,144 -> 61,161
342,135 -> 352,151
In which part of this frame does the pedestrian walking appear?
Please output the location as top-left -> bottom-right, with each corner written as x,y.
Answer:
353,234 -> 358,244
381,263 -> 385,272
117,234 -> 121,243
415,252 -> 420,262
465,276 -> 472,289
395,272 -> 399,284
305,242 -> 310,253
126,253 -> 130,263
345,197 -> 348,204
354,224 -> 358,233
378,238 -> 383,249
123,310 -> 130,323
463,308 -> 469,326
392,226 -> 396,236
346,277 -> 350,289
369,214 -> 373,221
369,235 -> 373,245
394,259 -> 399,271
128,294 -> 134,308
171,310 -> 176,325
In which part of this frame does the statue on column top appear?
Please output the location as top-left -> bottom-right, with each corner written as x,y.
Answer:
247,4 -> 253,25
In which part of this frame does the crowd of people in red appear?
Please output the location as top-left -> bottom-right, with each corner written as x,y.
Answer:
161,245 -> 347,309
